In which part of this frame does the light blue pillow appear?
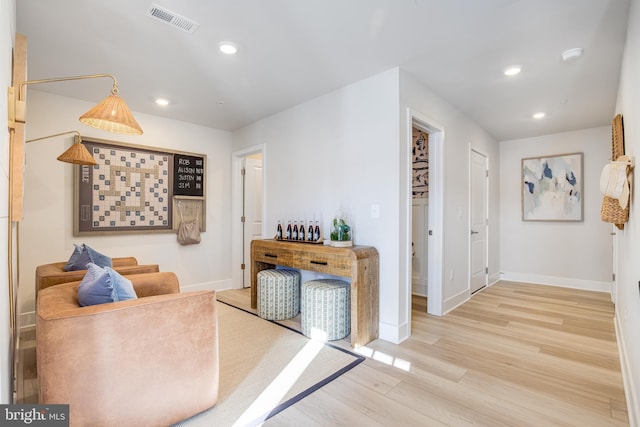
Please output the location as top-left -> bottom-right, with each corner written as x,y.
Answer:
78,263 -> 137,307
63,244 -> 92,271
63,244 -> 112,271
85,244 -> 113,268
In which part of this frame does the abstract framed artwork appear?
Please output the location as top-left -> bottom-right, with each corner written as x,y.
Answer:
74,137 -> 206,235
522,152 -> 583,221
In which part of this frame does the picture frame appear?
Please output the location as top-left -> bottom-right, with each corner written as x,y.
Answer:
522,152 -> 583,221
74,137 -> 206,236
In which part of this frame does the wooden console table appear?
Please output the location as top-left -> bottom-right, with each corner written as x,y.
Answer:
251,239 -> 379,348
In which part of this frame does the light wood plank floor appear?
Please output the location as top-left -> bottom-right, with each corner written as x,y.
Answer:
17,281 -> 629,426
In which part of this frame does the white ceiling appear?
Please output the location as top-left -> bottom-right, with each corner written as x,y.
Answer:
16,0 -> 629,141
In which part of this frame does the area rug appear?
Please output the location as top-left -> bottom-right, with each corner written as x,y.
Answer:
173,301 -> 364,427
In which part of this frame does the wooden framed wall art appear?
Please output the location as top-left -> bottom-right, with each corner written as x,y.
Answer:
522,152 -> 583,221
74,138 -> 206,235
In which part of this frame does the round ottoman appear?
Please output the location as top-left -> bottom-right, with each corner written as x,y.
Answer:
301,279 -> 350,341
257,269 -> 301,320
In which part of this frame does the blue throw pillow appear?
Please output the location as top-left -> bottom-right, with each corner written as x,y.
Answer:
63,244 -> 112,271
85,244 -> 113,268
78,263 -> 137,307
63,244 -> 92,271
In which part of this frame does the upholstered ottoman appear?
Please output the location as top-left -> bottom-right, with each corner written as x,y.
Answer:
301,279 -> 350,341
257,269 -> 301,320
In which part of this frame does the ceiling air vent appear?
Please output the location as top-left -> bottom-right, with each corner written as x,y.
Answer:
147,4 -> 200,34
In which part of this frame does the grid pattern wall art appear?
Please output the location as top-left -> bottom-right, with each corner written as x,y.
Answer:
74,138 -> 206,235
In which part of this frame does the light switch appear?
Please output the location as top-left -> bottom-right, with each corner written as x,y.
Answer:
371,204 -> 380,218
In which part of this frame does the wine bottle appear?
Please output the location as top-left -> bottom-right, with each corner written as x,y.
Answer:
314,221 -> 320,241
299,220 -> 306,241
286,220 -> 292,240
307,222 -> 314,241
292,220 -> 298,240
276,220 -> 283,240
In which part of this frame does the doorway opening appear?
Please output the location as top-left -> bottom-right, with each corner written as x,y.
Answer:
231,145 -> 265,289
405,109 -> 444,340
411,127 -> 429,299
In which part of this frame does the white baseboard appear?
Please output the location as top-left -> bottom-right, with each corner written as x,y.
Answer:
379,320 -> 406,345
443,288 -> 469,315
412,283 -> 427,296
19,311 -> 36,331
615,311 -> 638,427
180,278 -> 233,292
488,273 -> 500,286
500,272 -> 611,293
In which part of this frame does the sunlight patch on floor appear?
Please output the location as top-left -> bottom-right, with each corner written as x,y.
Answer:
232,339 -> 324,427
355,346 -> 411,371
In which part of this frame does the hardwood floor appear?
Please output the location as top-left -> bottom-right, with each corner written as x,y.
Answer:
17,281 -> 629,426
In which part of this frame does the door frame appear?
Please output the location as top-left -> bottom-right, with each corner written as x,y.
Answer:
405,108 -> 444,325
231,144 -> 266,289
468,146 -> 489,295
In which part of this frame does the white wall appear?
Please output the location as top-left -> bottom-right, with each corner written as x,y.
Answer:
613,0 -> 640,421
400,70 -> 500,314
233,68 -> 403,342
18,90 -> 233,325
500,127 -> 613,291
1,0 -> 16,405
233,67 -> 501,342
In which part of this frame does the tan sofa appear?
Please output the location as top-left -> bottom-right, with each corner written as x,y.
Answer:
36,257 -> 159,295
36,272 -> 219,427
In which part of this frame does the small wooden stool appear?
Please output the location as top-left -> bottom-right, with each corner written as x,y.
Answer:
257,269 -> 300,320
301,279 -> 350,341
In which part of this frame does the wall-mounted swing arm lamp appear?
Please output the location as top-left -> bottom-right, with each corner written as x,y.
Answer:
7,73 -> 143,135
26,131 -> 97,166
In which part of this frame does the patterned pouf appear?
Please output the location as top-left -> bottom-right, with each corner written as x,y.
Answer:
301,279 -> 351,341
257,269 -> 301,320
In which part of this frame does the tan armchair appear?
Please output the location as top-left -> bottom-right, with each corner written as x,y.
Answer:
36,272 -> 218,427
36,257 -> 160,295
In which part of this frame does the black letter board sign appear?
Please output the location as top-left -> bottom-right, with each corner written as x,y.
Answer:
173,154 -> 205,197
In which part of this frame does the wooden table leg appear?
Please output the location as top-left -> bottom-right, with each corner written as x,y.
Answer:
251,260 -> 273,308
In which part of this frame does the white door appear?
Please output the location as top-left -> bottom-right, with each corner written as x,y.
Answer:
242,156 -> 263,288
412,198 -> 428,296
470,149 -> 488,294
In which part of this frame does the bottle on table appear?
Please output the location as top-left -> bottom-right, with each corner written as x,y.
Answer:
292,220 -> 298,240
299,220 -> 306,241
276,220 -> 283,239
307,221 -> 314,241
286,220 -> 292,240
314,221 -> 320,241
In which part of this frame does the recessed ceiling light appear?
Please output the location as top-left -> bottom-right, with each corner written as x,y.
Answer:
219,42 -> 238,55
155,98 -> 170,106
561,48 -> 583,62
504,66 -> 521,76
533,112 -> 546,119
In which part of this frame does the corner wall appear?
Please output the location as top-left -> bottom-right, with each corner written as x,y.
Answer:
613,0 -> 640,421
18,91 -> 233,326
233,68 -> 403,342
499,127 -> 613,291
400,70 -> 500,314
232,67 -> 501,343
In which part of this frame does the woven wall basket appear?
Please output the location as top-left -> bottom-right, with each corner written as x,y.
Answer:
601,195 -> 629,228
601,114 -> 628,229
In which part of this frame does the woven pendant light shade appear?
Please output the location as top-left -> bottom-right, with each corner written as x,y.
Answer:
56,142 -> 97,165
79,94 -> 143,135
